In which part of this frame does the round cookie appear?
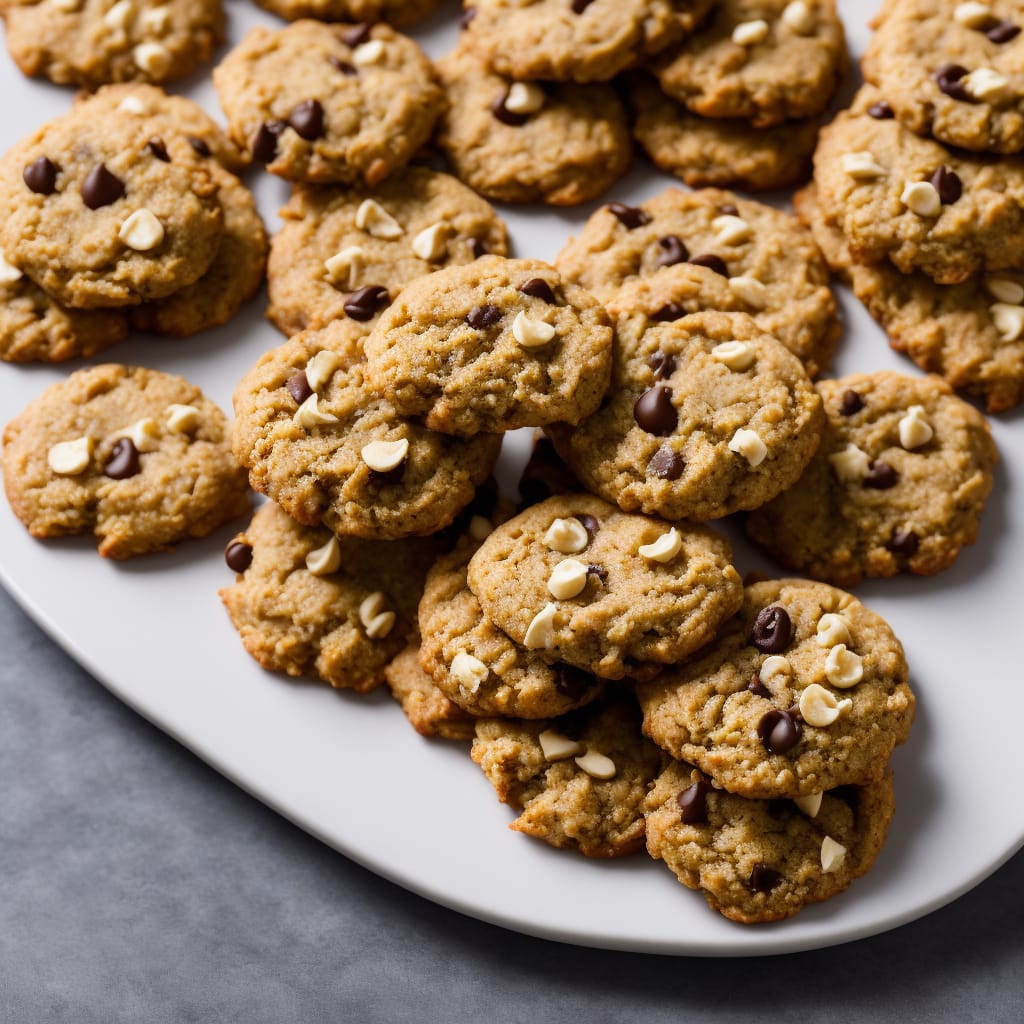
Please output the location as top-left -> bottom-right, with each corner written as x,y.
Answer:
434,44 -> 632,206
548,309 -> 825,522
363,256 -> 613,437
385,640 -> 477,741
637,578 -> 915,799
644,760 -> 896,923
627,73 -> 819,193
813,85 -> 1024,284
1,363 -> 250,558
746,372 -> 999,586
653,0 -> 847,126
220,500 -> 437,694
266,168 -> 509,337
254,0 -> 441,26
470,695 -> 662,858
862,0 -> 1024,154
466,494 -> 744,680
231,320 -> 502,540
554,186 -> 839,372
213,20 -> 444,186
2,0 -> 224,88
0,108 -> 224,308
461,0 -> 715,83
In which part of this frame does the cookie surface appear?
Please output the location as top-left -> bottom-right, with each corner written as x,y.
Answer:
385,640 -> 477,741
2,363 -> 249,558
746,371 -> 998,586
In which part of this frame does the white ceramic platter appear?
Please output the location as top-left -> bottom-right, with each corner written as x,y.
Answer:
1,0 -> 1022,956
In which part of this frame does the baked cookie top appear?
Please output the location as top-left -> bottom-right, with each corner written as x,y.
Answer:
254,0 -> 441,26
2,363 -> 249,558
213,20 -> 444,186
637,578 -> 915,798
813,85 -> 1024,284
466,494 -> 743,679
862,0 -> 1024,154
384,640 -> 477,741
746,372 -> 998,587
645,760 -> 896,923
654,0 -> 846,126
363,256 -> 613,436
548,309 -> 824,521
231,320 -> 502,540
266,168 -> 509,337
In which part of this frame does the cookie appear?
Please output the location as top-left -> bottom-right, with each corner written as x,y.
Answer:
434,44 -> 632,206
461,0 -> 714,83
385,640 -> 477,741
2,0 -> 224,89
470,695 -> 662,858
363,256 -> 613,437
220,500 -> 436,693
0,107 -> 223,308
654,0 -> 847,126
548,309 -> 824,522
627,72 -> 819,193
862,0 -> 1024,154
213,20 -> 444,186
644,760 -> 896,923
253,0 -> 441,27
746,371 -> 998,586
812,85 -> 1024,284
266,168 -> 509,337
554,186 -> 839,373
2,363 -> 249,558
231,320 -> 503,540
466,494 -> 743,680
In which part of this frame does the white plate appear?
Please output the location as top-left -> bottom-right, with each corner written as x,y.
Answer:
1,0 -> 1022,956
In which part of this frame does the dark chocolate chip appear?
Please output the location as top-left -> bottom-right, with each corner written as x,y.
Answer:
81,163 -> 125,209
344,285 -> 390,321
144,137 -> 170,162
289,99 -> 325,141
225,540 -> 254,573
460,4 -> 476,27
750,605 -> 792,653
286,370 -> 313,405
340,23 -> 371,47
986,20 -> 1020,43
574,513 -> 600,538
749,863 -> 782,893
655,234 -> 689,268
935,63 -> 972,102
519,278 -> 557,303
469,237 -> 490,258
466,303 -> 502,329
606,201 -> 651,229
491,89 -> 529,126
757,708 -> 800,754
718,203 -> 739,216
886,526 -> 919,556
677,780 -> 712,824
688,253 -> 728,277
187,136 -> 211,157
863,460 -> 900,489
103,438 -> 141,480
648,445 -> 685,480
747,672 -> 771,698
252,120 -> 286,163
571,0 -> 596,10
23,155 -> 59,194
328,56 -> 357,75
651,302 -> 685,322
931,165 -> 962,205
647,350 -> 676,378
554,664 -> 594,700
634,386 -> 677,435
839,389 -> 864,416
867,100 -> 895,119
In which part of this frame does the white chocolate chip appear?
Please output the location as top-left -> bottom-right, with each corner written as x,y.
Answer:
0,250 -> 23,285
732,18 -> 769,45
984,277 -> 1024,304
118,209 -> 165,251
728,428 -> 767,467
360,438 -> 408,473
165,403 -> 200,433
512,310 -> 555,348
727,276 -> 768,309
352,39 -> 385,65
138,5 -> 171,33
359,591 -> 395,638
364,610 -> 396,639
411,222 -> 449,261
451,650 -> 488,692
524,602 -> 558,649
468,515 -> 493,541
816,612 -> 852,647
132,41 -> 172,78
504,81 -> 545,115
759,654 -> 792,687
781,0 -> 815,34
543,517 -> 589,554
305,535 -> 341,575
842,151 -> 887,181
637,527 -> 683,563
901,181 -> 942,218
799,682 -> 844,727
355,199 -> 403,240
955,1 -> 994,27
574,748 -> 616,780
538,729 -> 584,761
117,95 -> 148,115
711,339 -> 756,370
548,558 -> 589,600
47,436 -> 93,476
104,0 -> 132,31
820,835 -> 847,873
990,302 -> 1024,341
304,350 -> 342,393
712,214 -> 752,246
324,246 -> 364,288
963,67 -> 1011,102
293,394 -> 339,428
824,644 -> 863,688
898,404 -> 934,450
116,417 -> 160,452
793,791 -> 823,818
828,443 -> 871,482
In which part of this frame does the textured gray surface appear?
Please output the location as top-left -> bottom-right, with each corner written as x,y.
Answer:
2,581 -> 1022,1023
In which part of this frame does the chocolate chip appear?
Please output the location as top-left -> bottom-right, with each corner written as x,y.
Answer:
986,20 -> 1020,42
459,4 -> 476,27
466,304 -> 502,329
839,389 -> 864,416
491,89 -> 529,126
289,99 -> 325,141
688,253 -> 728,277
750,605 -> 792,653
749,863 -> 782,893
103,438 -> 141,480
634,386 -> 677,436
677,780 -> 712,824
519,278 -> 557,303
867,100 -> 895,119
718,203 -> 739,216
606,201 -> 651,229
574,513 -> 600,538
340,22 -> 371,47
554,664 -> 594,700
225,540 -> 254,573
344,285 -> 390,321
286,370 -> 313,405
886,526 -> 919,556
144,137 -> 170,162
747,672 -> 771,698
651,302 -> 685,322
469,237 -> 490,258
252,120 -> 286,163
187,136 -> 211,157
648,446 -> 685,480
23,155 -> 59,194
931,165 -> 962,205
585,563 -> 608,583
757,708 -> 801,754
81,163 -> 125,209
863,460 -> 900,489
647,350 -> 676,378
655,235 -> 689,268
935,63 -> 972,102
571,0 -> 596,10
328,56 -> 357,75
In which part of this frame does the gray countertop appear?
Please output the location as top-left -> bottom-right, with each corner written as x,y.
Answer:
2,582 -> 1022,1023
